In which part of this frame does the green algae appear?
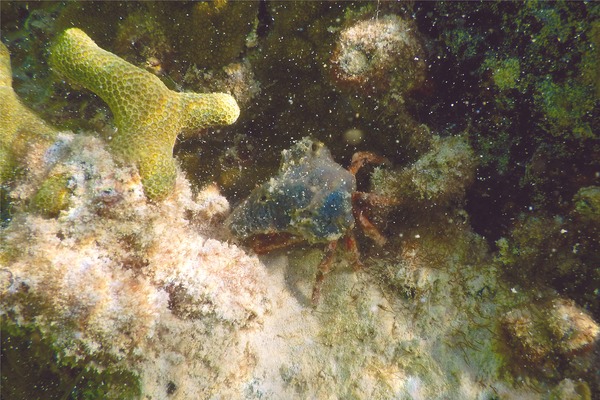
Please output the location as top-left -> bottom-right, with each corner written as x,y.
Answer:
1,318 -> 141,400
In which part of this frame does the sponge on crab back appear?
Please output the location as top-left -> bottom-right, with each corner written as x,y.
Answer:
49,28 -> 240,200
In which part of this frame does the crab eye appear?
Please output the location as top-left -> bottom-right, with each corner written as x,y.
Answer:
311,142 -> 320,152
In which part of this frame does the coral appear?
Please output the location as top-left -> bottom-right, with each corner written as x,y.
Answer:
1,131 -> 538,399
256,2 -> 335,80
30,171 -> 73,218
549,300 -> 600,355
160,1 -> 259,71
49,28 -> 240,200
52,2 -> 258,73
417,2 -> 599,242
326,12 -> 431,158
484,57 -> 521,91
331,14 -> 426,96
495,193 -> 600,319
1,131 -> 269,397
499,297 -> 599,378
573,186 -> 600,224
0,42 -> 56,186
113,10 -> 171,66
549,379 -> 592,400
241,2 -> 367,157
536,77 -> 596,139
234,226 -> 510,399
183,60 -> 261,110
370,135 -> 476,207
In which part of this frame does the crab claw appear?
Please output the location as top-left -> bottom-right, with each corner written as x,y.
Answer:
348,152 -> 391,175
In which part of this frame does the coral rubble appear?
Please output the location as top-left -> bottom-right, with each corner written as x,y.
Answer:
1,130 -> 269,397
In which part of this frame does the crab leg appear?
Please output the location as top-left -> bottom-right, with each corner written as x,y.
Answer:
348,152 -> 392,247
344,233 -> 364,271
348,151 -> 389,175
353,191 -> 401,208
352,192 -> 388,247
311,240 -> 338,305
248,233 -> 303,254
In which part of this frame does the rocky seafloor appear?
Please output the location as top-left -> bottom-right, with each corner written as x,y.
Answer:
1,2 -> 599,399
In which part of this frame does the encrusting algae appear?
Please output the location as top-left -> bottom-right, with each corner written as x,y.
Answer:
49,28 -> 240,200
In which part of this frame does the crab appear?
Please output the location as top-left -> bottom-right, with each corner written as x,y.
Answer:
226,137 -> 388,305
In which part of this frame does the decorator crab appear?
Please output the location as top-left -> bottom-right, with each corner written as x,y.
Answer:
227,137 -> 388,304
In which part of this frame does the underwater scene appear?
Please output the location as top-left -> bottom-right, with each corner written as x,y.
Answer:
1,1 -> 599,399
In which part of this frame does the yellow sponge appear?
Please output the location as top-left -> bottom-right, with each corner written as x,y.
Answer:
50,28 -> 240,200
